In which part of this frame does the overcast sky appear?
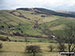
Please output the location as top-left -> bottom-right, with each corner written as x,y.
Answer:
0,0 -> 75,11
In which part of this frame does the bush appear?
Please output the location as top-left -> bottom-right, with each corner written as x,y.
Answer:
57,44 -> 66,52
0,43 -> 3,48
25,45 -> 41,56
48,45 -> 55,52
38,40 -> 42,42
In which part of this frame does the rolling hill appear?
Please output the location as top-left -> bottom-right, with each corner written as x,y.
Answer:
0,8 -> 75,36
17,8 -> 75,17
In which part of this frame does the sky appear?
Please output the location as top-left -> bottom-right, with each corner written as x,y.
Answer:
0,0 -> 75,11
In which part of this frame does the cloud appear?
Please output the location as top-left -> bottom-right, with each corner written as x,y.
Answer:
0,0 -> 75,11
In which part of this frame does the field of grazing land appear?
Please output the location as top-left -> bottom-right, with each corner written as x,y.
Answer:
0,42 -> 63,56
0,9 -> 75,35
0,8 -> 75,56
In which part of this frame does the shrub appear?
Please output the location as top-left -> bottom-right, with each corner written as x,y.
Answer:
48,45 -> 55,52
38,40 -> 42,42
57,44 -> 66,52
25,45 -> 41,56
0,43 -> 3,48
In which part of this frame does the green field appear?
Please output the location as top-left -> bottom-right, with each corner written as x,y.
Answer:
0,10 -> 75,35
0,42 -> 64,56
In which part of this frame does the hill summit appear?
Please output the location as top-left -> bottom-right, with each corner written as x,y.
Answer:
16,8 -> 75,17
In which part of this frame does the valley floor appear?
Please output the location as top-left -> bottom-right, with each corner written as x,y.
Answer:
0,42 -> 63,56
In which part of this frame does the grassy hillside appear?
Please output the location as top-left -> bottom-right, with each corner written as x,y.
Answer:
0,8 -> 75,35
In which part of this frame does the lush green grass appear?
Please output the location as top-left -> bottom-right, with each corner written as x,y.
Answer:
0,10 -> 75,35
0,34 -> 56,43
